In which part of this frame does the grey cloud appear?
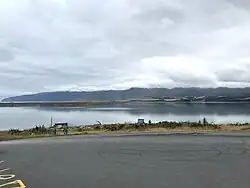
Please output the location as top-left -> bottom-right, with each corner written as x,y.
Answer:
0,0 -> 250,96
216,68 -> 250,83
0,48 -> 14,62
133,6 -> 185,24
227,0 -> 250,9
167,73 -> 215,87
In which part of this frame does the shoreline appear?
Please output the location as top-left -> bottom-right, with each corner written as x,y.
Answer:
1,121 -> 250,141
1,100 -> 250,107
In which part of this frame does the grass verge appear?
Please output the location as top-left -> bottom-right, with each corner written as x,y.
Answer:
1,121 -> 250,141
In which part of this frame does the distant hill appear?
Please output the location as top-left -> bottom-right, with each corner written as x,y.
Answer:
2,87 -> 250,102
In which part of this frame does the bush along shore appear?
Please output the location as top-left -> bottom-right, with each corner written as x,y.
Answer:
1,118 -> 250,141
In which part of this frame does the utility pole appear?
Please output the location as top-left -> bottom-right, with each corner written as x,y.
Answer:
50,117 -> 53,127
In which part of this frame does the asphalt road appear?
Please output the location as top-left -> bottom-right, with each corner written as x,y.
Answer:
1,133 -> 250,188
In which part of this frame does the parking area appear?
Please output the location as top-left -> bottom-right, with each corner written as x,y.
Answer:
0,160 -> 26,187
0,134 -> 250,188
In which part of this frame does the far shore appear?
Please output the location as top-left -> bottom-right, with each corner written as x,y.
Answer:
1,100 -> 250,107
1,120 -> 250,141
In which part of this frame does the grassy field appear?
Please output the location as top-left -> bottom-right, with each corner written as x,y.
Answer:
1,120 -> 250,141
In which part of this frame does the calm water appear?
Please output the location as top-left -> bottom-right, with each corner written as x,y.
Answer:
1,103 -> 250,130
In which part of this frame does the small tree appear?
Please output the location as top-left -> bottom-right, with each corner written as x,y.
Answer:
203,117 -> 207,126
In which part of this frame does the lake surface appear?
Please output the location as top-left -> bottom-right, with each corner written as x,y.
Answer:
1,103 -> 250,130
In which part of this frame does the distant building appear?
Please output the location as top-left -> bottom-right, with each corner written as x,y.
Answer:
54,122 -> 68,128
137,119 -> 145,125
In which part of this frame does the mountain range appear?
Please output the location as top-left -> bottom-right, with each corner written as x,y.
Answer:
2,87 -> 250,102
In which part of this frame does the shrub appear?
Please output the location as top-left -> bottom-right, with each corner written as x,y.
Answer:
77,127 -> 82,132
8,129 -> 22,135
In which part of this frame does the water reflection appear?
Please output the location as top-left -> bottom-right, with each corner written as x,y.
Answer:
36,103 -> 250,115
1,103 -> 250,130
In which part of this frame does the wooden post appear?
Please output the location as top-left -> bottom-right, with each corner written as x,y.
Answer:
50,117 -> 53,127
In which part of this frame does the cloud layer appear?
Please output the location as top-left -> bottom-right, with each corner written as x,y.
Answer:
1,0 -> 250,97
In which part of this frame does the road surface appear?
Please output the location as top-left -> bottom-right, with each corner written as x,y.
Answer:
1,133 -> 250,188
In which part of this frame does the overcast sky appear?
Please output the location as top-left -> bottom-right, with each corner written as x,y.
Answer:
0,0 -> 250,97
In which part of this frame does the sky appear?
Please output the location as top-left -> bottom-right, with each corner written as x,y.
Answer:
0,0 -> 250,97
